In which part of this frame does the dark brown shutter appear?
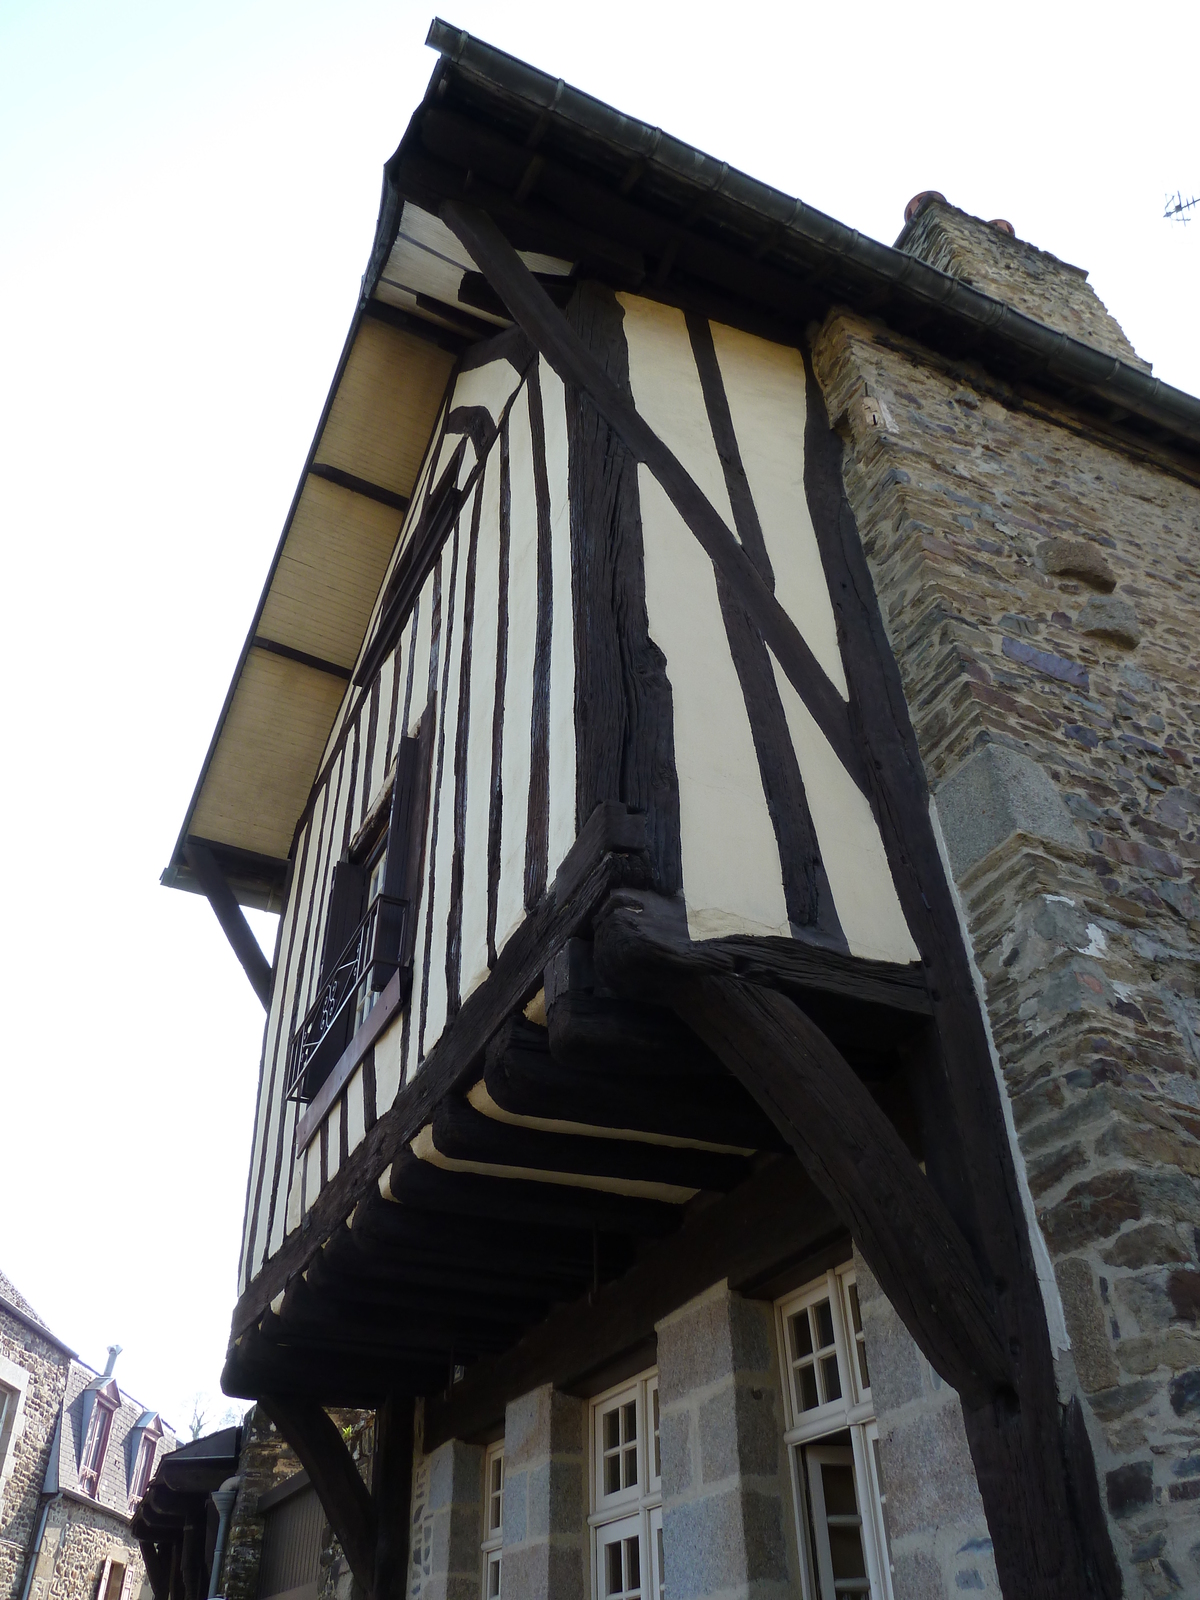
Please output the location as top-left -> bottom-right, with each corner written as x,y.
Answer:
318,860 -> 367,987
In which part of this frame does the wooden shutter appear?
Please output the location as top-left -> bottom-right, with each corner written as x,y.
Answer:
318,860 -> 367,988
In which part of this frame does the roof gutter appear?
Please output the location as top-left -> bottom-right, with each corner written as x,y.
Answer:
425,19 -> 1200,453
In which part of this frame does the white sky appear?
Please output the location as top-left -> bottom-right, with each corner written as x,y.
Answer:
1,0 -> 1197,1435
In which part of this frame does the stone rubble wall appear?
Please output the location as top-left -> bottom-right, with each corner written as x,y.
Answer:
812,298 -> 1200,1597
28,1498 -> 146,1600
0,1310 -> 71,1600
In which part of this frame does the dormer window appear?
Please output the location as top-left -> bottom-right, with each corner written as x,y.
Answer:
128,1414 -> 163,1507
79,1385 -> 119,1496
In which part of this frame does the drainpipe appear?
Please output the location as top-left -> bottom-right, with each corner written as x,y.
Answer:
206,1478 -> 241,1599
18,1495 -> 55,1600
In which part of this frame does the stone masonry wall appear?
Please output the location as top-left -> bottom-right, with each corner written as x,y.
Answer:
812,284 -> 1200,1596
894,198 -> 1150,372
852,1251 -> 999,1599
0,1308 -> 71,1600
30,1498 -> 146,1600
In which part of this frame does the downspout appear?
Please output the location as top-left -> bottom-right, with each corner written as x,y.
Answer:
206,1478 -> 241,1599
18,1494 -> 56,1600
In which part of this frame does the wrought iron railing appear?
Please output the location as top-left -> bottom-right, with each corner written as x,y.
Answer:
285,893 -> 409,1103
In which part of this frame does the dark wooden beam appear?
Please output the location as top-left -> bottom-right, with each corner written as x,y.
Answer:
251,636 -> 353,680
424,1154 -> 840,1449
361,297 -> 470,353
429,1094 -> 751,1192
258,1396 -> 377,1596
438,201 -> 867,796
184,838 -> 271,1008
383,1148 -> 681,1236
485,1015 -> 781,1150
372,1396 -> 414,1600
222,1326 -> 443,1405
307,463 -> 411,513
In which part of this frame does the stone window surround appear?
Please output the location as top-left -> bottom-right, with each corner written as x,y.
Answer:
480,1440 -> 503,1598
587,1370 -> 662,1600
775,1268 -> 892,1600
0,1352 -> 31,1517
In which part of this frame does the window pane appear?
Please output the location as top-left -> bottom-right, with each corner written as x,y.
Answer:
604,1410 -> 621,1451
828,1525 -> 869,1584
798,1364 -> 820,1412
790,1309 -> 814,1358
606,1542 -> 623,1596
622,1400 -> 637,1445
820,1354 -> 842,1403
820,1462 -> 858,1518
814,1299 -> 835,1350
652,1387 -> 660,1480
656,1525 -> 665,1600
625,1535 -> 640,1591
605,1453 -> 622,1495
487,1554 -> 501,1598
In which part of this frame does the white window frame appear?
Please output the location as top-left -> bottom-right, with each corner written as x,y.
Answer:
589,1371 -> 663,1599
0,1355 -> 31,1517
776,1268 -> 893,1600
480,1441 -> 503,1599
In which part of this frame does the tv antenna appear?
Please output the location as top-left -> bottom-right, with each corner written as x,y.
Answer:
1164,191 -> 1199,223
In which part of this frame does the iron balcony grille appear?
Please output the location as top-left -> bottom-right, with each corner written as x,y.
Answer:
285,893 -> 409,1103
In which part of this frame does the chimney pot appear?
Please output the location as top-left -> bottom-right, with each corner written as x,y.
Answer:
989,218 -> 1016,236
103,1345 -> 123,1377
904,190 -> 946,224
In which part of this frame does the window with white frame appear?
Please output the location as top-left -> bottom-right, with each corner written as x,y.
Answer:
776,1268 -> 894,1600
80,1389 -> 119,1497
480,1441 -> 503,1599
589,1372 -> 663,1600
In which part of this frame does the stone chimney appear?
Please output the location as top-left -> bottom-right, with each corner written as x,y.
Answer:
896,192 -> 1150,372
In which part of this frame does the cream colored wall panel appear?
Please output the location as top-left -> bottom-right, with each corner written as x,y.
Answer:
191,651 -> 346,862
313,319 -> 454,496
772,661 -> 920,964
375,1015 -> 404,1114
366,653 -> 395,816
346,1065 -> 366,1156
407,567 -> 435,731
617,294 -> 737,527
284,1144 -> 303,1240
459,448 -> 502,1003
494,387 -> 538,956
637,472 -> 790,939
541,359 -> 577,880
258,478 -> 403,667
420,519 -> 467,1056
451,356 -> 526,424
620,295 -> 789,940
710,321 -> 848,698
325,1100 -> 342,1181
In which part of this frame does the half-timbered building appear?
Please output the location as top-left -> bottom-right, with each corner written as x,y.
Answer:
165,23 -> 1200,1600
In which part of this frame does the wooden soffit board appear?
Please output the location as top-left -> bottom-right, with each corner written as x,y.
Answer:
166,313 -> 457,903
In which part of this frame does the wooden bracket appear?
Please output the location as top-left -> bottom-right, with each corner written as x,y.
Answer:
258,1397 -> 383,1600
185,839 -> 271,1009
593,895 -> 1011,1408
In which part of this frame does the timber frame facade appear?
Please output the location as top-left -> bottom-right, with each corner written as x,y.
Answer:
165,22 -> 1200,1600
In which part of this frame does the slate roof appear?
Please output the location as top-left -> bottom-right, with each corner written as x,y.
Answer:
44,1360 -> 178,1520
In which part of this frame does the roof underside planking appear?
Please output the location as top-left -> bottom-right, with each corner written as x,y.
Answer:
163,16 -> 1200,911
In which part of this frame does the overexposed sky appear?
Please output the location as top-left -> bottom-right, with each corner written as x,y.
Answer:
1,0 -> 1197,1433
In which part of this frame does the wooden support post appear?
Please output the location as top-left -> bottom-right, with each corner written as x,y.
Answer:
259,1395 -> 416,1600
185,839 -> 271,1008
139,1541 -> 170,1600
259,1398 -> 377,1598
371,1395 -> 414,1600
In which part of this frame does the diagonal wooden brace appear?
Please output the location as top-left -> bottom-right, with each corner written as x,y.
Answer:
593,900 -> 1012,1409
259,1397 -> 377,1596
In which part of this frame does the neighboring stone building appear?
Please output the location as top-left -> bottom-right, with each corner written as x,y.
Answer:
0,1270 -> 176,1600
165,22 -> 1200,1600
